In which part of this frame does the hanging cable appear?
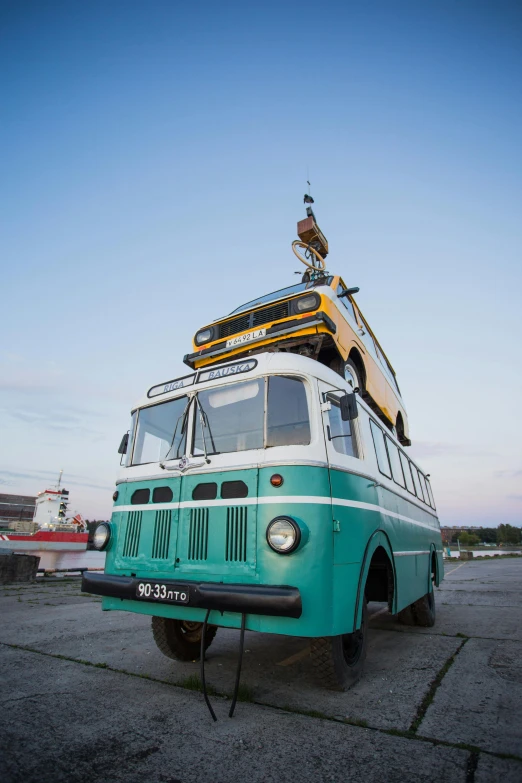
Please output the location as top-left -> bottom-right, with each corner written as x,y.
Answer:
200,609 -> 217,722
228,613 -> 247,718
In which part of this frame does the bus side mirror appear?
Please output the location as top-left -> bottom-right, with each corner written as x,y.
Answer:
118,433 -> 129,454
340,393 -> 358,421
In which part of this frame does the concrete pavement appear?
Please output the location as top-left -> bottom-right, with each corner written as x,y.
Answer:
1,558 -> 521,782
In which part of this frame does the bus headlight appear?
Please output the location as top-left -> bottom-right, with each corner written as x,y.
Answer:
292,292 -> 320,314
195,327 -> 214,346
93,523 -> 111,551
266,517 -> 301,554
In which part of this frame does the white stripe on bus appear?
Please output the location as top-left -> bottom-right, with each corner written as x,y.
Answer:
115,496 -> 440,532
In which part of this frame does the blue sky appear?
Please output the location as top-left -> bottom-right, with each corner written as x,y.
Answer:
1,0 -> 521,525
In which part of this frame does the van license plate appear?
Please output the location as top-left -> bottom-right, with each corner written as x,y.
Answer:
136,582 -> 190,604
226,328 -> 266,349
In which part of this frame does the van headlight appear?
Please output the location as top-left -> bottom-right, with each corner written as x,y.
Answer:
266,517 -> 301,554
93,523 -> 111,551
195,327 -> 214,346
292,292 -> 320,314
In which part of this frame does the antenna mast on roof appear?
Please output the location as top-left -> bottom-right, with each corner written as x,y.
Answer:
292,185 -> 329,278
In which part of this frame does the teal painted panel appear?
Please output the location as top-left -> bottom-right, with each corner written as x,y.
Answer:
111,477 -> 181,574
101,464 -> 443,637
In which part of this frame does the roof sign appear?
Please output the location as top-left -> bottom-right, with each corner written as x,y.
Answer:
197,359 -> 257,383
147,374 -> 196,398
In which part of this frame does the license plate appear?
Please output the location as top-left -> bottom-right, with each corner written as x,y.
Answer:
226,328 -> 266,349
135,581 -> 190,604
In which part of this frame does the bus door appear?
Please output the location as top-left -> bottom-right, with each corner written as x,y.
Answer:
319,380 -> 365,566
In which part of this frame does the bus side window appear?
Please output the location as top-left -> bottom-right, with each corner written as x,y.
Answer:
419,473 -> 431,507
425,477 -> 436,509
411,464 -> 424,501
399,451 -> 415,495
370,421 -> 391,478
267,376 -> 311,447
385,437 -> 405,487
326,395 -> 358,458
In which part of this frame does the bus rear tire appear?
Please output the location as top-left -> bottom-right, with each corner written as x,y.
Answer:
310,601 -> 368,690
397,605 -> 416,625
397,587 -> 436,628
411,588 -> 436,627
151,617 -> 217,662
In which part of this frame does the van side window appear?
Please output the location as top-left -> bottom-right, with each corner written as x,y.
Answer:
425,477 -> 436,509
326,393 -> 358,458
336,285 -> 356,321
399,451 -> 415,494
385,437 -> 405,487
411,465 -> 424,501
370,421 -> 391,478
419,473 -> 431,507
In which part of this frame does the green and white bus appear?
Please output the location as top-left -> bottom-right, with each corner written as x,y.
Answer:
84,352 -> 443,693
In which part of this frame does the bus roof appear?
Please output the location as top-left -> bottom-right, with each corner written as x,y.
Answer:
137,352 -> 348,410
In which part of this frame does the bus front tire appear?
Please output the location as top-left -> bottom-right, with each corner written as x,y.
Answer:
151,617 -> 217,662
310,601 -> 368,691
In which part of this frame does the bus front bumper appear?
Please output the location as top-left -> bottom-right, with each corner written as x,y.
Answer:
82,572 -> 302,619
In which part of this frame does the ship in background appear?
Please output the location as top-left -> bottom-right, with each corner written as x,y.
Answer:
0,470 -> 88,552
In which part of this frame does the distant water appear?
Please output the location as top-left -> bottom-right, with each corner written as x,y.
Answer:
35,550 -> 106,571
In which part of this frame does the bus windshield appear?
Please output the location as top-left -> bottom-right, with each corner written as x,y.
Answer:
193,375 -> 311,456
131,375 -> 311,464
132,396 -> 188,465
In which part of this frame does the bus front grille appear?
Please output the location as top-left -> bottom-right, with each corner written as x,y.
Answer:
218,301 -> 290,340
188,508 -> 209,561
152,509 -> 171,560
225,506 -> 248,562
123,511 -> 142,558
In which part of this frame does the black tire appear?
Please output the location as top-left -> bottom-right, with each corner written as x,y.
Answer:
151,617 -> 217,662
397,604 -> 416,625
310,601 -> 368,690
344,358 -> 364,394
411,588 -> 436,627
397,569 -> 436,628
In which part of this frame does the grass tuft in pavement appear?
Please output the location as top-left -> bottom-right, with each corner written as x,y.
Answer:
177,674 -> 218,696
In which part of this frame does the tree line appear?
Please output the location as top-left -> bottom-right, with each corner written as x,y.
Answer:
444,524 -> 521,547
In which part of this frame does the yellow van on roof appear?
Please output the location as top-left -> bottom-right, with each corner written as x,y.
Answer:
184,275 -> 411,445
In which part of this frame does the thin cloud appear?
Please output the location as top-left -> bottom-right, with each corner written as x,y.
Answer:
0,469 -> 112,493
410,442 -> 498,459
495,470 -> 522,479
1,403 -> 106,439
508,494 -> 522,501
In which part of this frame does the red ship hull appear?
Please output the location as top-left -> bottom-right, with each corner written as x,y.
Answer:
0,530 -> 89,552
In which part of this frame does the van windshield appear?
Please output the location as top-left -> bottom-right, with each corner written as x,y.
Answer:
229,278 -> 331,315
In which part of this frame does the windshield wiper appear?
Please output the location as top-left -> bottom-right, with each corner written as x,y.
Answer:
162,398 -> 192,462
194,396 -> 213,463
